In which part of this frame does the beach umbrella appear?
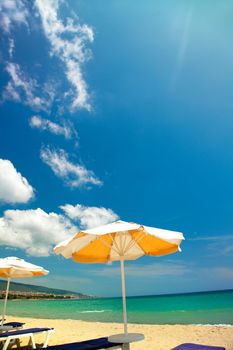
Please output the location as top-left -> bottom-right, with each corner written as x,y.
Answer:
0,257 -> 49,325
54,220 -> 184,336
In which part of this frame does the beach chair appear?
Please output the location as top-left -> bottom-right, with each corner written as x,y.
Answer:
172,343 -> 225,350
0,327 -> 54,350
0,321 -> 25,332
37,337 -> 123,350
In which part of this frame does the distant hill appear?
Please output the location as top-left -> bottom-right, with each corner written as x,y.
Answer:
0,280 -> 90,299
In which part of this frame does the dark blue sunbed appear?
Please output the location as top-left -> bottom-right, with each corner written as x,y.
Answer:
2,321 -> 25,328
0,327 -> 54,350
172,343 -> 225,350
38,337 -> 123,350
0,327 -> 52,338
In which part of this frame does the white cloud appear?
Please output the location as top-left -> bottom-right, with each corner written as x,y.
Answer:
190,234 -> 233,256
190,235 -> 233,241
40,147 -> 102,188
49,274 -> 92,286
1,1 -> 95,114
91,261 -> 190,278
0,208 -> 77,256
0,0 -> 29,33
210,267 -> 233,280
0,203 -> 118,256
35,0 -> 94,111
0,159 -> 34,204
8,38 -> 15,58
89,262 -> 233,287
170,7 -> 193,91
60,203 -> 119,229
29,115 -> 77,140
3,62 -> 55,112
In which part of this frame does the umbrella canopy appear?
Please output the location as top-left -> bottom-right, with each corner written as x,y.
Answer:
0,257 -> 49,325
54,220 -> 184,335
0,257 -> 49,278
55,220 -> 184,262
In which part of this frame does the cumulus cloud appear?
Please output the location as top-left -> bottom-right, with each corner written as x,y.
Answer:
0,0 -> 29,33
35,0 -> 94,111
0,159 -> 34,204
40,147 -> 102,188
60,204 -> 119,229
29,115 -> 77,140
0,203 -> 118,256
3,62 -> 55,112
0,208 -> 77,256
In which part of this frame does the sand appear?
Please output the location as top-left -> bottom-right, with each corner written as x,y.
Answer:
6,316 -> 233,350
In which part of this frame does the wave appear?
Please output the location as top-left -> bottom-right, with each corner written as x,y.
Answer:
80,310 -> 107,314
193,324 -> 233,327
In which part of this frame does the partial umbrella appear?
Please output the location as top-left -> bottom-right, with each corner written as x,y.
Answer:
0,257 -> 49,325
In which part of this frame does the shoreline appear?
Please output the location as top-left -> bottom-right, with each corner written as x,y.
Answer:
7,314 -> 233,327
7,316 -> 233,350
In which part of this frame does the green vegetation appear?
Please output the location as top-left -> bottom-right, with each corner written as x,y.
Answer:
0,280 -> 91,299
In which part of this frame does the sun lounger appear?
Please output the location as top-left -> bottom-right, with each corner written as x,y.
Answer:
0,321 -> 25,332
172,343 -> 225,350
37,337 -> 123,350
0,327 -> 54,350
3,321 -> 24,328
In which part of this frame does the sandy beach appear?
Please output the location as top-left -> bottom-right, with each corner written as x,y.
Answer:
8,316 -> 233,350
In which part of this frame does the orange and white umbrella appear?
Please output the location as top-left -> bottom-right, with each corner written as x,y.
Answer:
0,257 -> 49,324
54,220 -> 184,336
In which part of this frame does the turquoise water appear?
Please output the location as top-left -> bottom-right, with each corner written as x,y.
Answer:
2,290 -> 233,325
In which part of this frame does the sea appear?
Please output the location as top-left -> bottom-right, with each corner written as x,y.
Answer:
2,289 -> 233,325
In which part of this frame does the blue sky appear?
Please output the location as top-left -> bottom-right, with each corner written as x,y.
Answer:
0,0 -> 233,297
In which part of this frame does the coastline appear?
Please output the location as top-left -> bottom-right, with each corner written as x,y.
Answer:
3,291 -> 233,325
8,316 -> 233,350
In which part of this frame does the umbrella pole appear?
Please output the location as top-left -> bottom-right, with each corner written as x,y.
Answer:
2,278 -> 10,325
120,257 -> 128,335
